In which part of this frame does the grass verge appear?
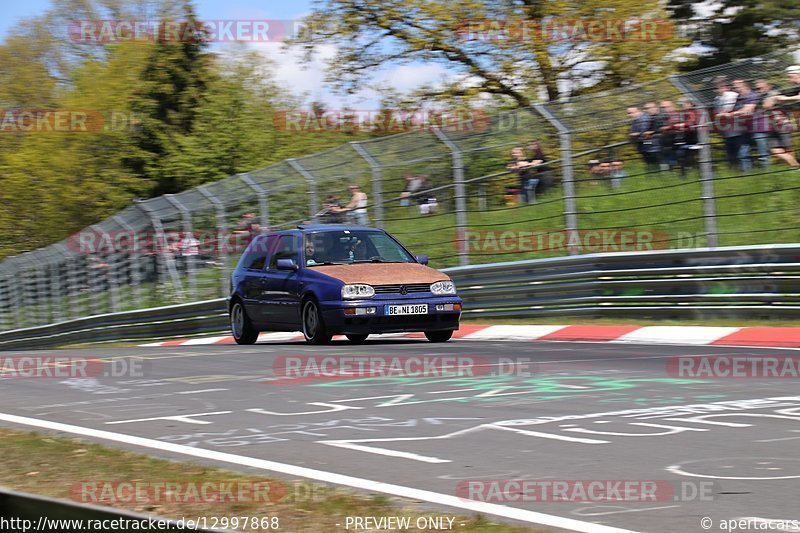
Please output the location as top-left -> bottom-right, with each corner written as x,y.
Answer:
0,428 -> 545,532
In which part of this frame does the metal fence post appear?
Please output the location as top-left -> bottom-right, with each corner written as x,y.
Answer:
534,104 -> 579,255
695,108 -> 719,248
0,273 -> 10,331
50,244 -> 70,323
112,215 -> 143,309
164,194 -> 197,300
239,173 -> 270,231
350,142 -> 384,228
431,127 -> 469,266
198,186 -> 229,297
287,159 -> 320,222
669,76 -> 719,248
136,201 -> 184,302
92,225 -> 120,313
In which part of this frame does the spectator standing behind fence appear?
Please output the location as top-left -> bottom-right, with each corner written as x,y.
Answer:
727,79 -> 758,172
527,139 -> 554,195
610,160 -> 627,188
337,184 -> 369,225
771,65 -> 800,106
507,147 -> 535,204
400,175 -> 422,207
672,99 -> 700,178
627,106 -> 656,170
234,212 -> 260,245
752,79 -> 777,169
659,100 -> 679,169
712,76 -> 740,170
643,102 -> 666,171
761,80 -> 800,169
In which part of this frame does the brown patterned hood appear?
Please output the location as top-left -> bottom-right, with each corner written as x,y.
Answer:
312,263 -> 449,285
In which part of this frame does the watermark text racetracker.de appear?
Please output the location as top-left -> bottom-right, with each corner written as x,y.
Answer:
0,356 -> 149,379
71,480 -> 289,504
0,109 -> 141,134
68,19 -> 306,42
457,228 -> 670,254
668,356 -> 800,379
270,355 -> 539,384
458,479 -> 716,503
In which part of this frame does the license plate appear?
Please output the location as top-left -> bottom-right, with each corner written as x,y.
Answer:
385,304 -> 428,315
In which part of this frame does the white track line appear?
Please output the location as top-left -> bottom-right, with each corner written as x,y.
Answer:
0,412 -> 637,533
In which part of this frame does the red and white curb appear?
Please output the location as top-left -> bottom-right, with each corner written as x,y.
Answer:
140,324 -> 800,348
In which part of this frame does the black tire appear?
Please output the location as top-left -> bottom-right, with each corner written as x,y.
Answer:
302,298 -> 332,345
424,330 -> 453,343
230,301 -> 259,345
345,334 -> 369,344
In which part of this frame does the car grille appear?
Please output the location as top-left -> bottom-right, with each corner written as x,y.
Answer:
373,283 -> 431,294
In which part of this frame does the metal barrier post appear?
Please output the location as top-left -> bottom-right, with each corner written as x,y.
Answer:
91,225 -> 120,313
0,271 -> 10,331
669,76 -> 719,248
198,186 -> 230,297
534,104 -> 579,254
136,201 -> 184,302
695,107 -> 719,248
431,127 -> 469,266
239,173 -> 270,231
164,194 -> 197,300
287,159 -> 320,222
350,141 -> 384,228
112,215 -> 143,309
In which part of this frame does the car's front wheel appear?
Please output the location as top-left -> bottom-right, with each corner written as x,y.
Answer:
424,330 -> 453,343
345,334 -> 368,344
230,301 -> 259,345
302,299 -> 332,345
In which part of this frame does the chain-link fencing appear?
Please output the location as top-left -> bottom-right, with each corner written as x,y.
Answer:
1,47 -> 800,331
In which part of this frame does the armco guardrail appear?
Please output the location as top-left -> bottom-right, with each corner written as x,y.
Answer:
0,244 -> 797,350
0,487 -> 220,532
447,243 -> 800,319
0,298 -> 228,350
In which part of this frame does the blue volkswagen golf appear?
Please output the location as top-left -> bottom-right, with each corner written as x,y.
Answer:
228,225 -> 462,344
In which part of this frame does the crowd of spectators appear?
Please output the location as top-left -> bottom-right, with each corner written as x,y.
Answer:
628,66 -> 800,175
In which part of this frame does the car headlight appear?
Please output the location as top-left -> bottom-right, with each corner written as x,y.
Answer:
341,284 -> 375,299
430,280 -> 456,295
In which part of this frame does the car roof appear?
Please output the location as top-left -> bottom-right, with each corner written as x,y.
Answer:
295,224 -> 383,232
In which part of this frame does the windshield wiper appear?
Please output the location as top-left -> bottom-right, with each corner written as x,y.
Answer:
307,261 -> 348,266
353,258 -> 407,263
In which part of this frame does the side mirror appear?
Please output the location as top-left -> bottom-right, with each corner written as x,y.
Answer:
416,254 -> 429,265
276,258 -> 299,271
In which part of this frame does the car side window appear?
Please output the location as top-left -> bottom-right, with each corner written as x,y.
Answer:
242,235 -> 276,270
268,235 -> 298,270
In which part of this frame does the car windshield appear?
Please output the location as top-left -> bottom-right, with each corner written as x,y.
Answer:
303,230 -> 415,266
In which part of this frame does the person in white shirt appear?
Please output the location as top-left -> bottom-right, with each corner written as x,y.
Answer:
340,184 -> 368,225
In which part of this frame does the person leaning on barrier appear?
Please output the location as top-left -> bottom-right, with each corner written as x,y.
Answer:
627,106 -> 654,169
712,76 -> 741,170
507,147 -> 535,204
527,139 -> 554,195
770,65 -> 800,107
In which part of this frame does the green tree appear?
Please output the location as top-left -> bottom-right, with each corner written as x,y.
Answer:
128,0 -> 213,195
667,0 -> 800,69
290,0 -> 687,106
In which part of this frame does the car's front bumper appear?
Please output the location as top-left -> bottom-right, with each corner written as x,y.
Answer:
321,296 -> 462,334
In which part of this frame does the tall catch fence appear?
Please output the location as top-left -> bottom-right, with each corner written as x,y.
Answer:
1,47 -> 799,331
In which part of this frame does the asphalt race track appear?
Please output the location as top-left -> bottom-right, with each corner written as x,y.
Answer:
2,339 -> 800,532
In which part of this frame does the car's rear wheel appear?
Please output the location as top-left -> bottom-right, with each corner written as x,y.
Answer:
345,334 -> 369,344
302,299 -> 332,345
424,330 -> 453,343
231,301 -> 259,345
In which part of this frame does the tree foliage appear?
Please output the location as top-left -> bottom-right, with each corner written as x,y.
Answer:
290,0 -> 687,106
668,0 -> 800,69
